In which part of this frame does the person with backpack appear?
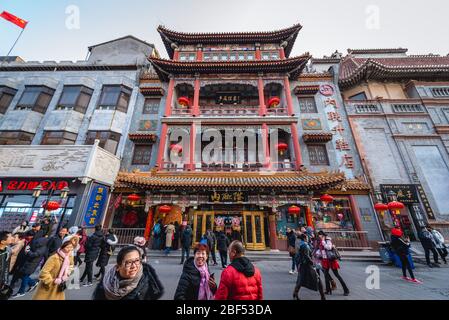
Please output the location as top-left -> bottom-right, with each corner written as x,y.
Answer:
152,220 -> 162,250
80,225 -> 104,287
317,230 -> 349,296
180,225 -> 193,265
95,229 -> 118,280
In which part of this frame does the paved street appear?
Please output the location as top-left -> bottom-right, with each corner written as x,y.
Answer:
12,255 -> 449,300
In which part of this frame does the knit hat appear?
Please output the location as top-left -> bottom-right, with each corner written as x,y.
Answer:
133,236 -> 146,247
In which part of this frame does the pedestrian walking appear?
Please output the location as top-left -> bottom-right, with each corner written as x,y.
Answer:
46,228 -> 68,258
12,221 -> 30,236
75,228 -> 87,266
152,220 -> 163,250
418,226 -> 440,267
95,229 -> 118,280
133,236 -> 147,262
0,231 -> 13,300
92,245 -> 164,300
216,231 -> 230,268
174,243 -> 217,300
215,241 -> 263,300
180,225 -> 193,265
12,236 -> 48,298
317,231 -> 349,296
164,222 -> 175,255
287,228 -> 297,274
32,237 -> 75,300
428,226 -> 448,264
293,233 -> 326,300
390,227 -> 421,283
80,225 -> 104,287
9,233 -> 26,275
173,221 -> 180,251
206,230 -> 218,266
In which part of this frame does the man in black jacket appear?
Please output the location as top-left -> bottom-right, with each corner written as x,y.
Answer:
80,225 -> 104,287
217,231 -> 230,268
180,225 -> 193,265
419,226 -> 440,268
46,228 -> 68,258
206,230 -> 217,266
0,231 -> 13,300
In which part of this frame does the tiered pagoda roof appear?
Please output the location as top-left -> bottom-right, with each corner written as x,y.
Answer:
157,24 -> 303,58
114,170 -> 346,191
149,54 -> 311,81
339,54 -> 449,89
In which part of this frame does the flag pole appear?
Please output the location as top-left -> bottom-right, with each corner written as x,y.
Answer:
1,27 -> 26,64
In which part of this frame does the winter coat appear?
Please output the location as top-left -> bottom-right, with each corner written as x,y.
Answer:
318,237 -> 339,270
9,240 -> 25,273
77,233 -> 87,254
32,252 -> 74,300
390,235 -> 410,256
46,235 -> 64,257
181,227 -> 193,248
96,233 -> 118,268
296,241 -> 320,291
92,263 -> 164,300
206,232 -> 217,251
217,232 -> 230,252
165,224 -> 175,248
12,226 -> 30,235
431,230 -> 446,249
287,231 -> 296,247
28,229 -> 45,246
215,257 -> 263,300
40,223 -> 53,238
20,237 -> 49,276
84,230 -> 104,263
419,230 -> 435,249
174,257 -> 216,300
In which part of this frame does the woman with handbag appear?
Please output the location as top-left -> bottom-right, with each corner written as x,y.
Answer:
32,237 -> 75,300
317,231 -> 349,296
92,245 -> 164,300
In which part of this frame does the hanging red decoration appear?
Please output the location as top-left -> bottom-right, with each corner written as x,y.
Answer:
122,211 -> 138,227
276,142 -> 288,156
288,205 -> 300,216
178,96 -> 190,107
159,205 -> 172,213
320,194 -> 334,203
170,144 -> 183,155
388,201 -> 405,210
43,201 -> 60,211
127,194 -> 141,202
268,97 -> 280,108
374,203 -> 389,212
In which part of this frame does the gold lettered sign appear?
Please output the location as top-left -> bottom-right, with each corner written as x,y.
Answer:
415,185 -> 435,220
210,191 -> 248,203
215,92 -> 241,105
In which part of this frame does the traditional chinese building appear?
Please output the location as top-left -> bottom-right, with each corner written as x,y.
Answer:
339,48 -> 449,240
107,25 -> 382,251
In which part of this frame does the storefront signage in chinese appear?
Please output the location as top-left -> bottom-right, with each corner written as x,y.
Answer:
380,184 -> 420,204
215,93 -> 241,105
209,191 -> 248,203
83,183 -> 109,228
415,185 -> 435,220
0,179 -> 69,191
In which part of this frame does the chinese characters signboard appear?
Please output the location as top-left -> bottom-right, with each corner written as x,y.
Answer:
209,191 -> 248,203
215,93 -> 241,105
83,183 -> 109,228
380,184 -> 420,204
0,179 -> 69,192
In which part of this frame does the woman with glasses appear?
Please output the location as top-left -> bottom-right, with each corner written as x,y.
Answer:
92,245 -> 164,300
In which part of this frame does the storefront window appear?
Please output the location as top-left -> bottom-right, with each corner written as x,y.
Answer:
111,204 -> 147,229
311,198 -> 355,231
276,205 -> 306,239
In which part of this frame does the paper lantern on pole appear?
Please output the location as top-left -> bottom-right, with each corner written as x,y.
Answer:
388,201 -> 404,215
288,205 -> 300,216
178,96 -> 190,107
268,97 -> 280,108
374,202 -> 389,217
276,142 -> 288,156
320,194 -> 334,204
127,194 -> 141,202
159,205 -> 172,214
43,201 -> 60,211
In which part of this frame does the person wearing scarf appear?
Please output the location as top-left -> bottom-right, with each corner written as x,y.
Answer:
32,239 -> 74,300
92,245 -> 164,300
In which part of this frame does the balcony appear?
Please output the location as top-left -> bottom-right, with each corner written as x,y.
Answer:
0,109 -> 44,133
345,99 -> 426,115
161,160 -> 296,172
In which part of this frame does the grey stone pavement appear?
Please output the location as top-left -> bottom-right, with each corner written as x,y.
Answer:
12,254 -> 449,300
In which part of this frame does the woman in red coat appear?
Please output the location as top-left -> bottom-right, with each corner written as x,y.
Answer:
215,241 -> 263,300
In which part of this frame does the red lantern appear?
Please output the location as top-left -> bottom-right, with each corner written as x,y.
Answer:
268,97 -> 280,108
320,194 -> 334,204
127,194 -> 140,202
159,205 -> 172,213
122,211 -> 138,227
388,201 -> 404,215
276,142 -> 288,156
43,201 -> 60,211
178,96 -> 190,107
374,203 -> 389,212
288,205 -> 300,216
170,144 -> 183,155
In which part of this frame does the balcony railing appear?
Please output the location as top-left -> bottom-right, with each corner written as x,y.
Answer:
392,103 -> 424,113
323,231 -> 371,250
266,107 -> 288,116
104,228 -> 145,246
161,161 -> 296,172
431,87 -> 449,98
169,105 -> 289,117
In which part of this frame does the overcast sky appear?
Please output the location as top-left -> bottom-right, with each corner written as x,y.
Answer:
1,0 -> 449,61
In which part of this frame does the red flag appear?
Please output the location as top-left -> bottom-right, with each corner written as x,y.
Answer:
0,11 -> 28,29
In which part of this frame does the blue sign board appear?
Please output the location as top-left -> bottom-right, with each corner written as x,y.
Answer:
83,183 -> 109,228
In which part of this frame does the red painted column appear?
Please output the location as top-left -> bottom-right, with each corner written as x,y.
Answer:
255,44 -> 261,60
258,77 -> 267,116
144,207 -> 154,241
189,123 -> 196,171
196,46 -> 203,61
279,47 -> 286,59
348,195 -> 369,247
156,124 -> 168,169
305,206 -> 313,227
164,77 -> 175,117
290,123 -> 302,170
262,123 -> 271,169
284,76 -> 294,116
193,77 -> 200,116
173,49 -> 180,61
268,214 -> 278,250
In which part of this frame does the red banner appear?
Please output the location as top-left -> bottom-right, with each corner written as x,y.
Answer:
0,11 -> 28,29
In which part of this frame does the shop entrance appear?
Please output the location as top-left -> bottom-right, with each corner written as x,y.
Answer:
192,210 -> 266,250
